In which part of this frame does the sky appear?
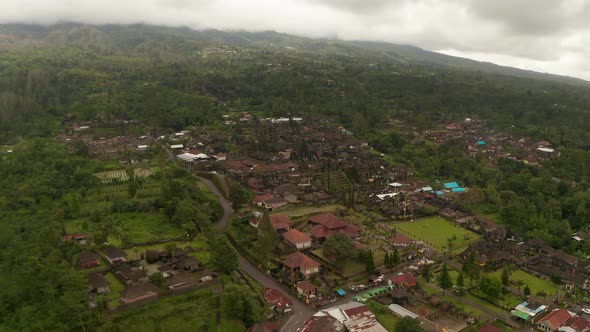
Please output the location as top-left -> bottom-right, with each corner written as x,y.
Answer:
2,0 -> 590,80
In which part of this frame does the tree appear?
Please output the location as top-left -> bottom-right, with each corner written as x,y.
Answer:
392,248 -> 400,265
422,263 -> 432,282
523,285 -> 531,297
384,252 -> 390,269
322,233 -> 356,268
501,269 -> 510,286
456,272 -> 465,288
149,272 -> 165,287
439,264 -> 453,293
480,276 -> 502,302
222,284 -> 261,327
363,250 -> 376,274
395,316 -> 425,332
256,212 -> 279,261
127,179 -> 138,197
210,233 -> 239,274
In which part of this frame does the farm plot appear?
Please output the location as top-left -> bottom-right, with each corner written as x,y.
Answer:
95,167 -> 154,183
394,216 -> 481,254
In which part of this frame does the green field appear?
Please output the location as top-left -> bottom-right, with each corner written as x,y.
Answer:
100,288 -> 246,332
394,216 -> 481,253
276,204 -> 345,217
490,269 -> 560,297
105,273 -> 124,308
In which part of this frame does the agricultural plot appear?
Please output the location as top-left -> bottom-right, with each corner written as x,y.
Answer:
394,216 -> 481,254
95,167 -> 154,183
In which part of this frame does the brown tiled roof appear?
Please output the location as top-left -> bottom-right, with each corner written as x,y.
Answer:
391,233 -> 413,245
282,229 -> 311,244
296,280 -> 316,292
309,224 -> 359,239
309,213 -> 347,229
88,272 -> 110,289
282,252 -> 321,270
538,309 -> 571,330
564,316 -> 590,331
262,288 -> 293,309
342,304 -> 370,318
103,247 -> 126,260
270,215 -> 294,230
299,316 -> 344,332
121,282 -> 157,299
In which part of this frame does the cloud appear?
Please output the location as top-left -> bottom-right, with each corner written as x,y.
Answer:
0,0 -> 588,80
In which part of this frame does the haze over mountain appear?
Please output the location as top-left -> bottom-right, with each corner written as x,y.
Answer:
1,0 -> 589,80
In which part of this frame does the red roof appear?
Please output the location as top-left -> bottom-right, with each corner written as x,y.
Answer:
391,273 -> 417,288
564,316 -> 590,331
309,213 -> 347,229
477,325 -> 502,332
538,309 -> 571,330
282,229 -> 311,245
252,193 -> 276,204
343,304 -> 370,318
262,288 -> 293,309
270,214 -> 293,230
282,252 -> 321,270
309,224 -> 359,239
391,233 -> 414,245
536,140 -> 552,147
296,280 -> 316,292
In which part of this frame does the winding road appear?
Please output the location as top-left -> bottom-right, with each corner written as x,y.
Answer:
198,175 -> 314,332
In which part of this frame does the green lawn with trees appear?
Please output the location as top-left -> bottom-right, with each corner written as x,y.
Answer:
394,217 -> 481,253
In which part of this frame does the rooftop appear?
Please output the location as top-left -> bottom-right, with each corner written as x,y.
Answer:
283,229 -> 311,244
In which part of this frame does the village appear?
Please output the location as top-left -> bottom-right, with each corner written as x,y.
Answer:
58,110 -> 590,332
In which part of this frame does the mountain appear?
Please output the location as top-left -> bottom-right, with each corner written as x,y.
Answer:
1,22 -> 587,87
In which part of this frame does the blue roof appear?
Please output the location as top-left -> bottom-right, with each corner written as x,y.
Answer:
336,289 -> 346,296
452,187 -> 465,193
435,191 -> 444,196
444,182 -> 460,189
477,140 -> 486,145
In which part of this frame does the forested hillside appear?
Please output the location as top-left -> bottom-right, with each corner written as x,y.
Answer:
1,23 -> 590,147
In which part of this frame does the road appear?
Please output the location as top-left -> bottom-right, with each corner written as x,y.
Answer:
198,175 -> 315,332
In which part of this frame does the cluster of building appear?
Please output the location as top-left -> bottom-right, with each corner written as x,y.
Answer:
75,242 -> 215,309
422,117 -> 557,165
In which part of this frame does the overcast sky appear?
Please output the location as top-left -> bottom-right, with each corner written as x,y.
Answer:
2,0 -> 590,80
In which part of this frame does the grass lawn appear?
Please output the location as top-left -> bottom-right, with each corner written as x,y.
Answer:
105,273 -> 124,308
312,249 -> 366,277
394,216 -> 481,254
490,269 -> 560,297
101,288 -> 247,332
374,310 -> 399,330
114,212 -> 183,244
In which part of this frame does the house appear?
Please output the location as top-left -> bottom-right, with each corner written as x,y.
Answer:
263,288 -> 293,313
282,229 -> 312,250
115,264 -> 148,285
537,309 -> 572,332
390,273 -> 417,288
296,280 -> 317,297
167,271 -> 195,290
560,316 -> 590,332
308,213 -> 360,241
298,315 -> 344,332
342,304 -> 388,332
512,301 -> 548,323
477,325 -> 502,332
270,214 -> 294,233
120,283 -> 159,305
88,272 -> 110,294
391,233 -> 415,247
103,247 -> 127,265
253,194 -> 289,210
78,252 -> 101,269
389,287 -> 409,305
61,233 -> 88,245
282,252 -> 321,278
